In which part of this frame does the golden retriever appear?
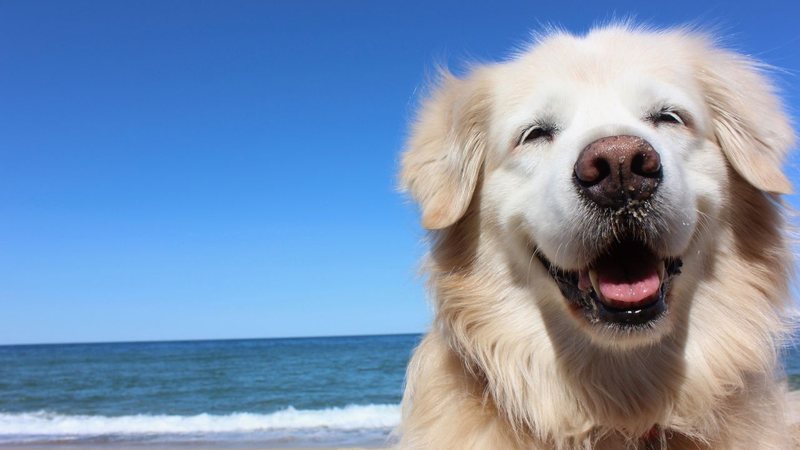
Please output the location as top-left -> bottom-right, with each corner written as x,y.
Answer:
398,25 -> 795,449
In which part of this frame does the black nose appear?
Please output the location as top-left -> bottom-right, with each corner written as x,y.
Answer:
574,135 -> 662,209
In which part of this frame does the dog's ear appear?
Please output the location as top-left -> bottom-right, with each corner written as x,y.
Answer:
698,46 -> 794,194
400,70 -> 491,229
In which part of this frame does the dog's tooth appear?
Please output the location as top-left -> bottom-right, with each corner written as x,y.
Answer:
588,269 -> 601,296
657,262 -> 665,282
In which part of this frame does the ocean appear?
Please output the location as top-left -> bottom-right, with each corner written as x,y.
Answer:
0,334 -> 798,448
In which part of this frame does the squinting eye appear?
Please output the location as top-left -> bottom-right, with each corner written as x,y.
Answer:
519,125 -> 555,146
650,108 -> 686,126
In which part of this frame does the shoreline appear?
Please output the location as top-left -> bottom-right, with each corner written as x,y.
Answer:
0,440 -> 391,450
0,444 -> 387,450
0,445 -> 388,449
4,391 -> 799,449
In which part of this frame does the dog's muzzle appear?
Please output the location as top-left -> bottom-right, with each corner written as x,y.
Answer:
536,135 -> 682,328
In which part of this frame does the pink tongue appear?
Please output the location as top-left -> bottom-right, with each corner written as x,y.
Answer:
596,260 -> 660,305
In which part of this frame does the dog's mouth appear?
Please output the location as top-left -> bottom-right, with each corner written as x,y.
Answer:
536,239 -> 682,327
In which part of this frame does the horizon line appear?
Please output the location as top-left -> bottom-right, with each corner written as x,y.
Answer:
0,331 -> 425,348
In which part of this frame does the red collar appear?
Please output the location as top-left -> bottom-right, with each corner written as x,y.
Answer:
641,425 -> 660,445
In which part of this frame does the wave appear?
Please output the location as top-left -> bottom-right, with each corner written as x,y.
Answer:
0,404 -> 400,443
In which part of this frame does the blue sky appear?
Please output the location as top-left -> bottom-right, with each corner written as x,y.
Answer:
1,1 -> 799,345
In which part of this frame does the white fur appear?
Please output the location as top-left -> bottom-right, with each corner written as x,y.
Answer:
399,25 -> 795,449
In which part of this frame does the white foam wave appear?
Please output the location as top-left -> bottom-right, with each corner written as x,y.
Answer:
0,404 -> 400,438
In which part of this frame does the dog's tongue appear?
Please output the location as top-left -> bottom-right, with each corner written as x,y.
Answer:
593,245 -> 661,307
596,262 -> 660,304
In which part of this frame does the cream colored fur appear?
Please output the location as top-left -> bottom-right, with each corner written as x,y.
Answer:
399,26 -> 795,449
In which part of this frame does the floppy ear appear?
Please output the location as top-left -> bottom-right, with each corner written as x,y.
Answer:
400,70 -> 491,229
698,46 -> 795,194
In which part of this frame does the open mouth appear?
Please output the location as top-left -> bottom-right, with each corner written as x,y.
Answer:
537,239 -> 682,327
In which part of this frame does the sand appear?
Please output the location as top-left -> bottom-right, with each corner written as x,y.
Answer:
0,447 -> 380,450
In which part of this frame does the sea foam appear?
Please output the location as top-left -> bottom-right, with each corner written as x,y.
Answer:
0,404 -> 400,441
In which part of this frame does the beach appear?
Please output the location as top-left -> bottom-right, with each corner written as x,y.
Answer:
2,444 -> 378,450
0,448 -> 379,450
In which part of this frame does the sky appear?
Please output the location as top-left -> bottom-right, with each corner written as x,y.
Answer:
1,1 -> 799,345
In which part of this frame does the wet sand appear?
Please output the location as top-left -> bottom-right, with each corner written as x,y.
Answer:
0,447 -> 382,450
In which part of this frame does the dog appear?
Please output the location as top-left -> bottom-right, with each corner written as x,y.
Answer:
398,25 -> 795,449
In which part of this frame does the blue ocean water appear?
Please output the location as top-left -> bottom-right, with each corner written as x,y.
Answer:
0,334 -> 797,447
0,334 -> 421,447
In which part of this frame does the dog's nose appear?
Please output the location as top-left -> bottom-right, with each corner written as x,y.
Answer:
573,135 -> 662,208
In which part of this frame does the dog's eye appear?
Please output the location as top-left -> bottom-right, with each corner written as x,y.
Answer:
650,108 -> 686,126
519,125 -> 555,146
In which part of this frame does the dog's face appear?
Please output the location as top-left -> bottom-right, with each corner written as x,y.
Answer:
402,28 -> 793,347
483,33 -> 718,343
